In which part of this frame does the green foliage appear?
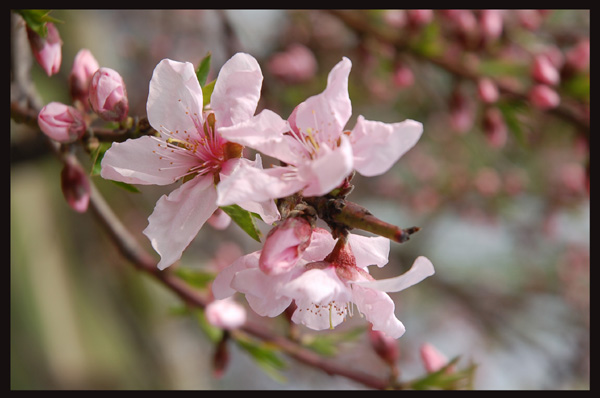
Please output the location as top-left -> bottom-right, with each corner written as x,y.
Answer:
233,334 -> 287,383
14,10 -> 61,38
219,204 -> 263,242
408,357 -> 477,390
195,52 -> 216,107
300,326 -> 365,356
173,267 -> 216,289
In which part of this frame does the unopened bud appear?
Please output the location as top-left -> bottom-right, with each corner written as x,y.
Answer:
26,22 -> 62,76
61,157 -> 90,213
529,84 -> 560,110
482,107 -> 507,148
369,326 -> 399,366
420,343 -> 453,374
406,9 -> 433,27
69,49 -> 100,110
531,54 -> 560,86
89,67 -> 129,122
205,298 -> 247,330
259,217 -> 312,275
566,39 -> 590,72
392,64 -> 415,89
479,10 -> 503,42
38,102 -> 86,143
477,78 -> 499,104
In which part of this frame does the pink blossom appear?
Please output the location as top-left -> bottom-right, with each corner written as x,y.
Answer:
37,102 -> 86,143
213,228 -> 434,339
205,297 -> 247,330
479,10 -> 503,42
216,57 -> 423,206
26,22 -> 62,76
392,64 -> 415,89
566,39 -> 590,72
529,84 -> 560,110
101,54 -> 279,269
531,54 -> 560,86
69,49 -> 100,109
259,217 -> 313,275
477,78 -> 499,104
267,44 -> 317,84
89,67 -> 129,122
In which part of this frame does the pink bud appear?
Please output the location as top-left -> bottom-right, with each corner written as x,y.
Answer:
407,10 -> 433,27
479,10 -> 504,42
368,326 -> 399,366
267,44 -> 317,84
259,217 -> 312,275
531,54 -> 560,86
26,22 -> 62,76
89,67 -> 129,122
529,84 -> 560,110
69,49 -> 100,110
477,78 -> 499,104
205,298 -> 247,330
449,89 -> 475,134
482,107 -> 507,148
566,39 -> 590,72
61,158 -> 90,213
392,64 -> 414,89
420,343 -> 453,373
38,102 -> 86,142
382,10 -> 407,29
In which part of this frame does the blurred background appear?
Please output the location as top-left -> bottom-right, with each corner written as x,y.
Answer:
11,10 -> 589,390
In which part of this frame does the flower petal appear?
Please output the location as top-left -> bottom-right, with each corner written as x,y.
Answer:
231,268 -> 294,317
289,57 -> 352,145
284,267 -> 350,305
217,109 -> 300,165
347,234 -> 390,268
351,116 -> 423,177
211,52 -> 263,128
298,134 -> 354,197
143,174 -> 218,270
216,160 -> 305,206
351,256 -> 434,292
212,251 -> 260,299
147,59 -> 204,140
101,135 -> 196,185
352,285 -> 406,339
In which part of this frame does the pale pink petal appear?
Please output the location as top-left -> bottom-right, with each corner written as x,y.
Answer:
230,267 -> 295,317
143,175 -> 218,270
298,134 -> 354,197
347,234 -> 390,268
217,109 -> 301,165
207,208 -> 232,230
101,135 -> 196,185
301,228 -> 337,262
284,267 -> 350,305
212,251 -> 260,299
290,57 -> 352,145
352,285 -> 406,339
351,256 -> 434,292
205,297 -> 247,330
147,59 -> 204,141
351,116 -> 423,177
211,52 -> 263,129
216,161 -> 305,206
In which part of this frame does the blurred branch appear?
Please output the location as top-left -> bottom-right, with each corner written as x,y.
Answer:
325,10 -> 589,138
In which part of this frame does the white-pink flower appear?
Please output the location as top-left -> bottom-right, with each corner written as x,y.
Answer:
212,228 -> 434,339
205,297 -> 247,330
215,57 -> 423,207
101,53 -> 278,270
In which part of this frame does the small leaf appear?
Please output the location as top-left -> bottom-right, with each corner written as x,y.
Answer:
14,10 -> 61,37
220,204 -> 262,242
234,335 -> 287,383
409,356 -> 477,390
174,267 -> 216,289
196,52 -> 212,87
301,326 -> 365,356
202,80 -> 216,108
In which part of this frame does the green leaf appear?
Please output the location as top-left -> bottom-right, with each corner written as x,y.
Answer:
14,10 -> 62,37
195,52 -> 212,87
409,356 -> 477,390
174,267 -> 216,289
220,204 -> 263,242
234,335 -> 287,383
301,326 -> 365,356
202,80 -> 216,108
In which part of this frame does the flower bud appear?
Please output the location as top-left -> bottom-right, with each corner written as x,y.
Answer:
420,343 -> 453,373
89,67 -> 129,122
69,49 -> 100,110
482,107 -> 507,148
38,102 -> 86,143
268,44 -> 317,84
479,10 -> 503,42
259,217 -> 312,275
565,39 -> 590,72
531,54 -> 560,86
477,78 -> 499,104
392,64 -> 414,89
529,84 -> 560,110
61,157 -> 90,213
205,298 -> 247,330
26,22 -> 62,76
368,326 -> 399,366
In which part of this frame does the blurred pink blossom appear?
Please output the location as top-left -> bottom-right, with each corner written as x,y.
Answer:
566,39 -> 590,72
61,157 -> 90,213
477,78 -> 499,104
529,84 -> 560,110
479,10 -> 504,42
531,54 -> 560,86
205,297 -> 247,330
420,343 -> 453,373
267,43 -> 317,84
